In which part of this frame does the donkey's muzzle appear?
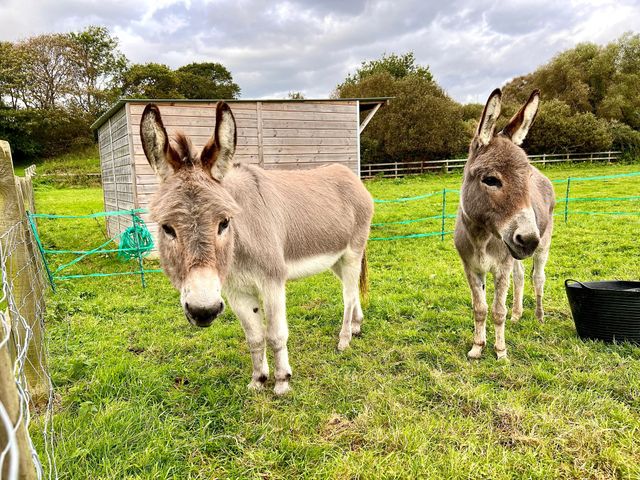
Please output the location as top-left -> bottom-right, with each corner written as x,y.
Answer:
184,300 -> 225,327
505,232 -> 540,260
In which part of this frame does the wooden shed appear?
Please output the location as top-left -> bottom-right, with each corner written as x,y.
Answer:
91,97 -> 388,242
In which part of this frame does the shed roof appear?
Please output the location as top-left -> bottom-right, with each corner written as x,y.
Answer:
91,97 -> 391,131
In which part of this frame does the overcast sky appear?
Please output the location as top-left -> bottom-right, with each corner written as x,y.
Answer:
1,0 -> 638,103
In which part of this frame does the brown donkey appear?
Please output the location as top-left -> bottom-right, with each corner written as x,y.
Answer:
454,89 -> 555,360
140,102 -> 373,395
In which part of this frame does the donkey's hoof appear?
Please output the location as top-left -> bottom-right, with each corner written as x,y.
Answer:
248,379 -> 266,391
352,324 -> 362,337
467,345 -> 483,360
337,338 -> 351,352
274,381 -> 291,396
510,313 -> 521,323
495,349 -> 508,360
535,309 -> 544,322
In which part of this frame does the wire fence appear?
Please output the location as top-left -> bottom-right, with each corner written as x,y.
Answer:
371,171 -> 640,241
0,142 -> 56,480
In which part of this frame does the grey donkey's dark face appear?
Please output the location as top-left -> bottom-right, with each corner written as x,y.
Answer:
462,89 -> 542,260
140,102 -> 239,327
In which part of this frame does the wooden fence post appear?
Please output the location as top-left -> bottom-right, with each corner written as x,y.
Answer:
0,141 -> 38,479
0,325 -> 38,479
0,141 -> 49,408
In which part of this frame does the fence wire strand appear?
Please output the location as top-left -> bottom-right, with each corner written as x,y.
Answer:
0,215 -> 57,480
371,171 -> 640,241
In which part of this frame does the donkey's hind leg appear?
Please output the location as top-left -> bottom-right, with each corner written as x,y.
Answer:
226,289 -> 269,391
511,260 -> 525,322
351,294 -> 365,337
332,250 -> 362,351
532,246 -> 549,322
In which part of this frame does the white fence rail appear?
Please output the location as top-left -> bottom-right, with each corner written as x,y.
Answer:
361,151 -> 622,178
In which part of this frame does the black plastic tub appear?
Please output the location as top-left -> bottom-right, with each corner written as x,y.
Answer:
565,280 -> 640,344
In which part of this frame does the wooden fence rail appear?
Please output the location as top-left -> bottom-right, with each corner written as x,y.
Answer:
361,151 -> 622,179
0,140 -> 48,479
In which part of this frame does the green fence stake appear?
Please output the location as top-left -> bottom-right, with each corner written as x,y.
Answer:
26,211 -> 56,292
564,177 -> 571,223
131,212 -> 147,288
441,189 -> 447,241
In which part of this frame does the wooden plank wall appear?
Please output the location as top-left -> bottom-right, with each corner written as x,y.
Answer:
98,106 -> 134,239
125,100 -> 359,243
260,101 -> 358,172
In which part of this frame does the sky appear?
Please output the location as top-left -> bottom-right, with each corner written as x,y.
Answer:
0,0 -> 639,103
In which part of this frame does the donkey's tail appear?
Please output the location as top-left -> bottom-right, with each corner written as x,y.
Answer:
359,250 -> 369,301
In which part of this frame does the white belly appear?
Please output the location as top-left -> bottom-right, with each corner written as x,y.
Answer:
286,251 -> 345,280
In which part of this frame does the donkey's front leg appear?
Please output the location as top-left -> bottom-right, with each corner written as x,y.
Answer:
464,266 -> 488,359
493,266 -> 511,359
511,260 -> 525,322
532,247 -> 549,322
226,289 -> 269,391
263,283 -> 292,395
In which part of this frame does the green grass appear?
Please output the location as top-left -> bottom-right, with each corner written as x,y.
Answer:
14,145 -> 101,187
30,161 -> 640,479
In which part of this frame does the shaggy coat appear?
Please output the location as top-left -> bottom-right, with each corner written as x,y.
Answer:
140,102 -> 373,395
454,89 -> 555,360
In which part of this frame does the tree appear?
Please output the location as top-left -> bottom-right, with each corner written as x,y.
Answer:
15,34 -> 77,109
120,63 -> 181,99
175,62 -> 240,99
287,91 -> 305,99
500,33 -> 640,153
503,33 -> 640,126
68,26 -> 127,116
524,99 -> 613,154
0,42 -> 28,109
336,52 -> 467,163
338,52 -> 432,90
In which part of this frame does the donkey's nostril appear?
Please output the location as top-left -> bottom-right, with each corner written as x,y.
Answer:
211,301 -> 224,317
185,303 -> 220,327
514,233 -> 540,253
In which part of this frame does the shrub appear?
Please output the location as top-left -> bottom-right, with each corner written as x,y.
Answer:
524,99 -> 613,154
0,107 -> 93,161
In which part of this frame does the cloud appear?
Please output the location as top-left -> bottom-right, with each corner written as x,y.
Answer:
0,0 -> 638,102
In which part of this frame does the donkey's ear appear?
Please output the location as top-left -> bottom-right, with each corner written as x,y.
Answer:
201,102 -> 237,182
476,88 -> 502,146
500,89 -> 540,146
140,104 -> 181,181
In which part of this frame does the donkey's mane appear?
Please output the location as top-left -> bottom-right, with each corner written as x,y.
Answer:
171,133 -> 198,166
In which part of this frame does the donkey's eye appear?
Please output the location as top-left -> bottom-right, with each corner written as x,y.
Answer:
482,176 -> 502,188
162,224 -> 176,239
218,218 -> 230,235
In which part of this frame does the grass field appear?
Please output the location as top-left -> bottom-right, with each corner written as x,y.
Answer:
30,161 -> 640,479
14,145 -> 101,187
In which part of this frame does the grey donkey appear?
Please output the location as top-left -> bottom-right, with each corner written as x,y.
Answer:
140,101 -> 373,395
454,88 -> 555,360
